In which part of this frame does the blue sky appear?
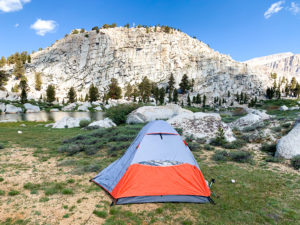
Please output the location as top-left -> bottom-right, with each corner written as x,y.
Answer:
0,0 -> 299,61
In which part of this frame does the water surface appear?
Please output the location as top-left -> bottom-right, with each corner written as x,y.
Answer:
0,111 -> 104,122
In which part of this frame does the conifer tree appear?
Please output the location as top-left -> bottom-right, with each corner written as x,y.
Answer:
173,89 -> 178,104
0,56 -> 6,67
179,74 -> 190,94
203,95 -> 206,107
88,84 -> 99,102
124,83 -> 133,100
187,94 -> 191,106
0,70 -> 9,89
67,87 -> 77,103
34,72 -> 42,91
46,85 -> 56,103
196,93 -> 201,104
138,76 -> 151,103
168,73 -> 175,93
13,59 -> 25,79
159,87 -> 165,105
107,78 -> 122,99
19,77 -> 28,104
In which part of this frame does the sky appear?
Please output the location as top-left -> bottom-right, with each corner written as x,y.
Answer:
0,0 -> 299,61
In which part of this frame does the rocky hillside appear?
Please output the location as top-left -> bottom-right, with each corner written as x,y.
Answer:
245,52 -> 300,81
2,27 -> 272,102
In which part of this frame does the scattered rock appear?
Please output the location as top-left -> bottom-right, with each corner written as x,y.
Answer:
289,106 -> 300,110
77,102 -> 91,112
50,108 -> 60,112
20,124 -> 26,127
88,118 -> 116,128
275,121 -> 300,159
127,104 -> 192,124
280,105 -> 288,111
44,123 -> 54,128
24,103 -> 40,113
0,119 -> 18,123
244,108 -> 270,120
62,103 -> 77,111
167,112 -> 236,142
0,103 -> 5,112
230,114 -> 262,129
5,104 -> 23,114
94,106 -> 102,111
52,117 -> 91,129
17,131 -> 22,134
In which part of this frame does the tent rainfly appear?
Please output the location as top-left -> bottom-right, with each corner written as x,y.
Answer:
91,120 -> 212,205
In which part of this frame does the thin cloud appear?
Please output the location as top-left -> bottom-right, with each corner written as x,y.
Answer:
0,0 -> 31,13
15,23 -> 19,27
288,2 -> 300,14
30,18 -> 57,36
264,1 -> 285,19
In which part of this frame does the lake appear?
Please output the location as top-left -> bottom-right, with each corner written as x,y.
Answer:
0,111 -> 104,122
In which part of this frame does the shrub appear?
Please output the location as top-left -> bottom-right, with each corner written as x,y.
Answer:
212,151 -> 228,161
105,103 -> 140,125
188,142 -> 201,152
229,151 -> 252,163
271,126 -> 282,132
39,197 -> 49,202
204,144 -> 214,151
175,128 -> 183,135
223,139 -> 246,149
282,123 -> 291,128
24,182 -> 41,191
0,143 -> 4,149
261,143 -> 277,155
0,190 -> 5,196
62,188 -> 73,195
291,155 -> 300,170
8,190 -> 20,196
265,156 -> 283,163
93,210 -> 108,218
79,119 -> 90,128
0,177 -> 3,182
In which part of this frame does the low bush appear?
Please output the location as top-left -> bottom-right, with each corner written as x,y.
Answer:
8,190 -> 20,196
204,144 -> 214,151
188,142 -> 201,152
0,143 -> 4,149
291,155 -> 300,170
0,190 -> 5,196
0,177 -> 3,182
261,143 -> 277,155
282,123 -> 291,128
79,120 -> 90,128
271,126 -> 281,133
265,156 -> 283,163
212,151 -> 228,161
229,151 -> 252,163
223,139 -> 246,149
62,188 -> 73,195
105,103 -> 140,125
93,210 -> 108,218
212,150 -> 252,163
175,128 -> 183,135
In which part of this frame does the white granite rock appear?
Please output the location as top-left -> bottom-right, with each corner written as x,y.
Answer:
62,103 -> 77,111
280,105 -> 288,111
24,103 -> 40,113
88,118 -> 116,128
276,121 -> 300,159
127,104 -> 192,124
167,112 -> 236,142
52,117 -> 91,128
50,108 -> 60,112
5,104 -> 23,114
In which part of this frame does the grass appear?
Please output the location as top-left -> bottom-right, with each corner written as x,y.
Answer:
1,121 -> 300,224
93,210 -> 108,218
8,190 -> 20,196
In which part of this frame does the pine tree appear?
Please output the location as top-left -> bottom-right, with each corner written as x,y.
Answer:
173,89 -> 178,104
34,72 -> 42,91
27,55 -> 31,63
107,78 -> 122,99
203,95 -> 206,107
138,77 -> 152,103
192,96 -> 196,103
46,85 -> 56,103
295,83 -> 300,98
179,74 -> 190,94
187,94 -> 191,106
168,73 -> 175,93
236,93 -> 240,102
159,87 -> 165,105
227,91 -> 230,98
13,59 -> 25,79
67,87 -> 76,103
0,70 -> 9,89
88,84 -> 99,102
285,83 -> 289,97
85,94 -> 89,102
0,56 -> 6,67
124,83 -> 133,100
19,78 -> 28,104
190,79 -> 195,92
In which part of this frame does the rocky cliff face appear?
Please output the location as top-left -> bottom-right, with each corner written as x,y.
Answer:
245,52 -> 300,81
3,27 -> 271,102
